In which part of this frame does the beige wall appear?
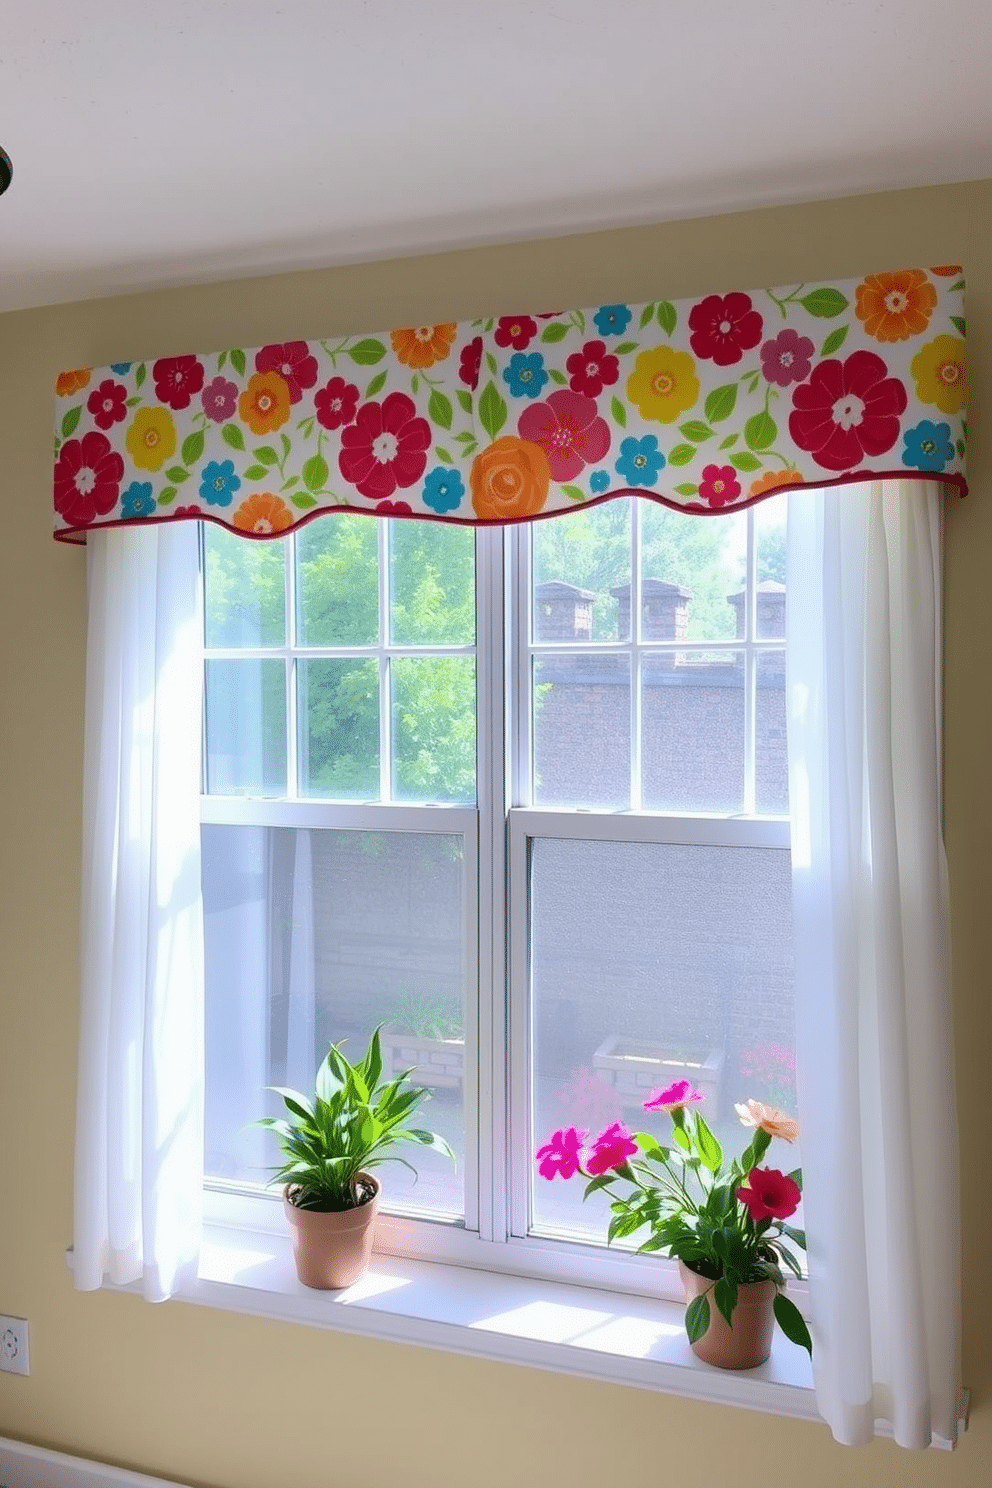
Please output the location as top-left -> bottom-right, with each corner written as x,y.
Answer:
1,179 -> 989,1487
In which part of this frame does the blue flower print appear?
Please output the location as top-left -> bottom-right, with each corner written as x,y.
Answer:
200,458 -> 241,507
110,362 -> 133,375
615,435 -> 665,488
422,466 -> 466,514
121,481 -> 156,519
593,304 -> 632,337
502,352 -> 549,400
589,470 -> 611,493
902,419 -> 954,473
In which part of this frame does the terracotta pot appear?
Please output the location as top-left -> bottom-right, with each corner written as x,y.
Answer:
678,1259 -> 777,1369
283,1173 -> 380,1289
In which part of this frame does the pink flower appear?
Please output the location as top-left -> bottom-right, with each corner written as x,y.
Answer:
517,389 -> 611,482
643,1078 -> 704,1111
688,292 -> 763,367
789,350 -> 907,472
495,315 -> 537,350
86,379 -> 128,431
760,329 -> 814,387
201,376 -> 238,423
582,1122 -> 638,1176
315,376 -> 360,430
535,1126 -> 588,1181
697,462 -> 742,509
565,339 -> 620,398
255,340 -> 319,404
737,1167 -> 801,1222
338,391 -> 431,501
152,355 -> 205,411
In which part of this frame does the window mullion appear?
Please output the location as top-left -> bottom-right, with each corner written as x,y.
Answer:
743,508 -> 757,814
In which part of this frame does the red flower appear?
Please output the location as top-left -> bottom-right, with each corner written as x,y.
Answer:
459,337 -> 483,389
314,376 -> 360,430
582,1122 -> 638,1176
517,389 -> 611,482
86,379 -> 128,431
688,292 -> 763,367
494,315 -> 537,350
152,355 -> 205,411
698,463 -> 742,508
789,350 -> 907,472
565,339 -> 620,398
54,431 -> 124,525
255,341 -> 319,404
338,392 -> 431,501
737,1167 -> 801,1222
535,1127 -> 588,1181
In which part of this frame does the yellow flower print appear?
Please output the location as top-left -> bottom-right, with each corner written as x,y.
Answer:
627,345 -> 699,424
910,335 -> 967,415
125,406 -> 177,472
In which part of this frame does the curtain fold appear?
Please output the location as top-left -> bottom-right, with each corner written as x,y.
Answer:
74,523 -> 205,1301
787,480 -> 961,1447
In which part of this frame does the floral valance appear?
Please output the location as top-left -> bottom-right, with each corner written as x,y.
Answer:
53,266 -> 968,543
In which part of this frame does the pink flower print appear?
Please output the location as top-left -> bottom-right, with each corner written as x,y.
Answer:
255,341 -> 319,404
517,389 -> 611,482
201,376 -> 239,423
760,329 -> 814,388
535,1127 -> 588,1181
152,355 -> 205,411
86,379 -> 128,431
459,337 -> 483,390
338,391 -> 432,501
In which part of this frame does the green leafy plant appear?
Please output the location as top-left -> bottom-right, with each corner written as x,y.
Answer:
386,991 -> 463,1042
536,1082 -> 811,1356
257,1026 -> 455,1211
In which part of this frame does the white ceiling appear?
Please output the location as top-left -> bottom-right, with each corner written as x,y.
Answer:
0,0 -> 989,313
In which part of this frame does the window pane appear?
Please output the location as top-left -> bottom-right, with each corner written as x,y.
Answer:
533,654 -> 630,810
296,514 -> 379,646
390,521 -> 475,645
391,656 -> 477,804
756,650 -> 788,814
204,525 -> 285,648
641,500 -> 743,642
203,825 -> 466,1222
755,493 -> 788,596
205,658 -> 286,794
528,837 -> 796,1243
298,658 -> 379,799
641,651 -> 744,813
533,500 -> 630,641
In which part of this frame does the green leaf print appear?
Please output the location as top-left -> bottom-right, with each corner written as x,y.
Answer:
667,444 -> 696,467
253,445 -> 279,466
549,369 -> 568,385
243,464 -> 269,481
302,454 -> 329,493
456,389 -> 474,414
562,484 -> 586,502
135,363 -> 147,388
61,406 -> 82,439
222,423 -> 246,451
799,288 -> 849,318
429,389 -> 453,430
230,348 -> 247,377
158,487 -> 178,505
165,466 -> 190,483
950,316 -> 966,337
704,384 -> 738,423
611,397 -> 627,428
744,412 -> 777,452
291,493 -> 318,510
541,322 -> 569,343
718,433 -> 739,450
478,381 -> 508,441
615,341 -> 638,356
673,482 -> 698,496
639,304 -> 656,329
657,302 -> 677,336
182,431 -> 205,466
679,421 -> 714,443
820,326 -> 849,357
365,371 -> 388,399
435,447 -> 454,464
347,338 -> 386,365
729,451 -> 762,472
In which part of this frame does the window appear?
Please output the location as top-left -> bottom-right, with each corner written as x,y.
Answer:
200,492 -> 797,1292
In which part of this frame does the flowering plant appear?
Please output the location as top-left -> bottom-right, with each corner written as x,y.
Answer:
536,1082 -> 812,1356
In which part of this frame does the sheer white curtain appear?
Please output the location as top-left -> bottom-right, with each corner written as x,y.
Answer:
74,523 -> 205,1302
787,479 -> 961,1448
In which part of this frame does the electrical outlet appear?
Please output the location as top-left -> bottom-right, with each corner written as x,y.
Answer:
0,1316 -> 29,1376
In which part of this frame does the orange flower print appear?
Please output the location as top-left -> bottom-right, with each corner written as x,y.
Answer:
56,368 -> 92,396
125,406 -> 177,472
930,265 -> 962,277
232,492 -> 294,535
749,469 -> 804,498
238,371 -> 291,434
390,323 -> 458,369
470,436 -> 551,520
910,335 -> 967,415
854,269 -> 937,342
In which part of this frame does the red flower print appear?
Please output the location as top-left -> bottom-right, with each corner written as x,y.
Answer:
789,350 -> 907,472
688,292 -> 763,367
314,376 -> 360,431
338,392 -> 431,502
494,315 -> 537,351
54,431 -> 125,526
375,500 -> 413,515
152,355 -> 205,411
86,378 -> 128,431
760,329 -> 814,388
255,341 -> 319,404
698,463 -> 741,508
737,1167 -> 801,1223
565,339 -> 620,398
517,389 -> 611,482
459,337 -> 483,389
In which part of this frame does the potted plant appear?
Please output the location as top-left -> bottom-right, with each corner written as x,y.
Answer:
380,991 -> 465,1091
257,1026 -> 455,1289
536,1083 -> 811,1369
